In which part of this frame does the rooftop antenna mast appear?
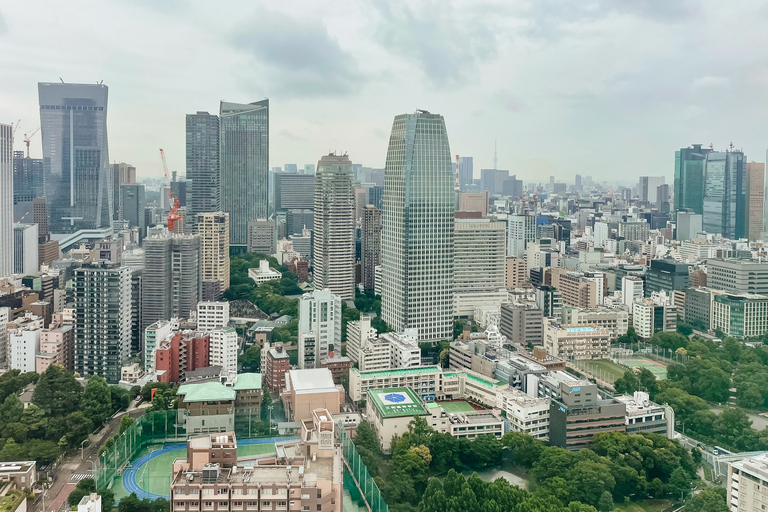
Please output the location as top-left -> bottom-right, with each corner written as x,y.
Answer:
494,140 -> 498,170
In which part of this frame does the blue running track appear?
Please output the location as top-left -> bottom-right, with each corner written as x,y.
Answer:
122,437 -> 299,500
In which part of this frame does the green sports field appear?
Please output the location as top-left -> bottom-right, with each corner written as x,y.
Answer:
619,358 -> 668,380
578,359 -> 627,384
436,401 -> 479,414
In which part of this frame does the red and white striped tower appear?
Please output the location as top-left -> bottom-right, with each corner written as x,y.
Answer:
455,154 -> 460,191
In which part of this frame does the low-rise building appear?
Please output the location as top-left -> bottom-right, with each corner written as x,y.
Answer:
543,321 -> 611,360
498,389 -> 550,440
284,369 -> 341,421
0,460 -> 36,488
366,387 -> 429,453
728,452 -> 768,512
499,303 -> 544,347
260,342 -> 290,393
35,324 -> 73,373
615,391 -> 674,437
196,301 -> 230,331
349,366 -> 444,403
319,353 -> 352,385
712,293 -> 768,339
449,336 -> 513,379
632,292 -> 677,339
247,259 -> 282,285
176,376 -> 263,434
170,428 -> 342,512
426,403 -> 505,440
560,306 -> 629,338
345,316 -> 377,365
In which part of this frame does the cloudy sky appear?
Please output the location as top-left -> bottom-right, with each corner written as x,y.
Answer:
1,0 -> 767,185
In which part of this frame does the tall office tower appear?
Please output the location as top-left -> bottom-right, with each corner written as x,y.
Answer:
702,150 -> 746,238
458,156 -> 473,190
220,100 -> 269,249
197,212 -> 230,301
638,176 -> 665,203
284,164 -> 298,174
453,218 -> 507,317
12,151 -> 44,204
303,163 -> 315,175
0,124 -> 13,276
111,162 -> 136,220
186,112 -> 221,222
381,111 -> 454,341
171,172 -> 186,207
674,144 -> 712,214
13,223 -> 38,275
480,168 -> 509,196
32,198 -> 48,240
286,209 -> 313,236
171,235 -> 201,319
676,211 -> 703,241
656,184 -> 670,210
247,219 -> 276,254
141,233 -> 172,330
313,153 -> 355,300
361,205 -> 381,291
298,289 -> 341,369
121,184 -> 147,238
73,262 -> 131,383
273,173 -> 315,211
746,162 -> 765,241
574,174 -> 582,192
38,82 -> 111,234
507,214 -> 536,258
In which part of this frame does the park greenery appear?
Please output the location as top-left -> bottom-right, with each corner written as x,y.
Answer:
354,416 -> 710,512
612,330 -> 768,452
67,478 -> 115,512
0,367 -> 133,465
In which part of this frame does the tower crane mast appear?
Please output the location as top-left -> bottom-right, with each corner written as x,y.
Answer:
159,148 -> 182,232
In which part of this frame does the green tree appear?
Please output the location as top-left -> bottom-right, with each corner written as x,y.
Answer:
24,439 -> 61,464
712,407 -> 754,450
81,376 -> 113,426
64,411 -> 94,449
596,491 -> 613,512
468,434 -> 502,468
677,323 -> 694,336
68,479 -> 97,508
20,404 -> 48,439
119,415 -> 136,434
0,393 -> 24,426
32,365 -> 83,416
149,387 -> 176,412
684,487 -> 728,512
0,439 -> 25,461
239,345 -> 261,373
613,370 -> 640,395
502,431 -> 545,467
668,467 -> 693,500
110,386 -> 131,413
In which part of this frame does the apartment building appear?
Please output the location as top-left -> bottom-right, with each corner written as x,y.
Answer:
543,321 -> 611,360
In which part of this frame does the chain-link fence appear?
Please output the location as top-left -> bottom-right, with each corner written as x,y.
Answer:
339,425 -> 389,512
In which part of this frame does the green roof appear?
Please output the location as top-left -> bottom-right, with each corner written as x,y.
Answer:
177,381 -> 236,402
233,373 -> 262,390
354,366 -> 442,379
425,402 -> 440,409
465,373 -> 504,388
368,387 -> 429,419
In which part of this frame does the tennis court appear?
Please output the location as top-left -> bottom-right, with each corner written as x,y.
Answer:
579,359 -> 627,384
620,358 -> 668,380
436,400 -> 481,414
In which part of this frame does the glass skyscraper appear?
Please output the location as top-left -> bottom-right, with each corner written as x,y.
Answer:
702,150 -> 747,239
0,123 -> 13,276
219,100 -> 269,248
381,111 -> 454,341
674,144 -> 711,214
186,111 -> 220,222
38,82 -> 110,233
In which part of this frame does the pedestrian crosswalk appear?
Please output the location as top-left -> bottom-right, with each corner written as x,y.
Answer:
70,474 -> 91,482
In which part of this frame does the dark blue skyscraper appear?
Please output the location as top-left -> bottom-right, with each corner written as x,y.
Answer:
186,111 -> 220,221
38,82 -> 110,233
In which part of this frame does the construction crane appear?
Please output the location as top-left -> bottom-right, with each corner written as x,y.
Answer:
12,119 -> 20,141
23,127 -> 40,158
159,148 -> 182,232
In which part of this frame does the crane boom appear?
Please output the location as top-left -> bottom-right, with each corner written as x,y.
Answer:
159,148 -> 182,232
23,127 -> 40,158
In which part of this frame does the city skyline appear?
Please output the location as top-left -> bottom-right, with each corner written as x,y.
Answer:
3,2 -> 768,183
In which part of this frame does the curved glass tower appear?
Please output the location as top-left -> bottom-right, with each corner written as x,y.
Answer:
381,111 -> 454,341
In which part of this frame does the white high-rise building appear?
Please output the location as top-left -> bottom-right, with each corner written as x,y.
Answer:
622,276 -> 644,311
9,329 -> 40,373
0,123 -> 12,276
312,154 -> 355,300
13,223 -> 39,275
144,319 -> 176,372
197,301 -> 230,332
298,289 -> 341,369
197,212 -> 230,301
0,307 -> 10,365
209,327 -> 238,377
507,214 -> 536,258
346,315 -> 378,364
594,222 -> 609,248
381,111 -> 454,341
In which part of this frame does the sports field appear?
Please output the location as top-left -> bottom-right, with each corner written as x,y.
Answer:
436,400 -> 480,414
619,358 -> 668,380
118,437 -> 298,500
579,359 -> 627,384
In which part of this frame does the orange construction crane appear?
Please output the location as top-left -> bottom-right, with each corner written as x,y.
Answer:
23,127 -> 40,158
159,148 -> 182,232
